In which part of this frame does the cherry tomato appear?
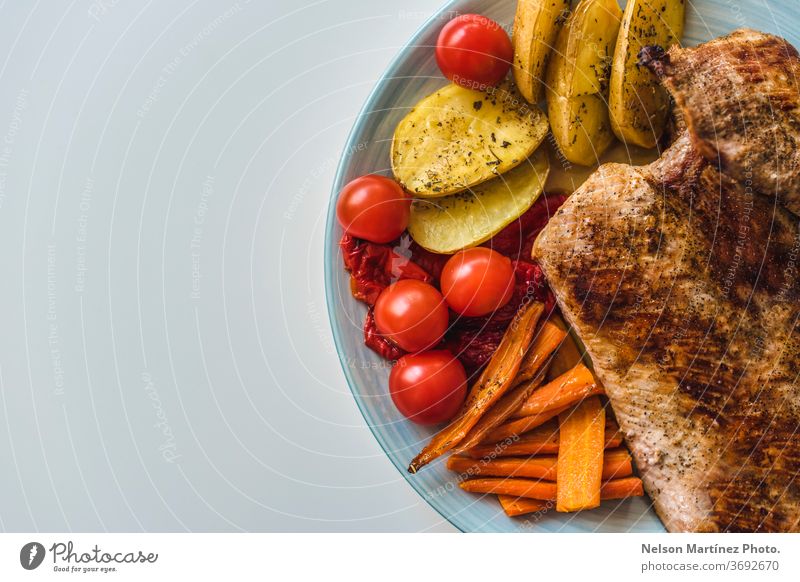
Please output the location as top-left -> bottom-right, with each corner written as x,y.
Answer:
389,351 -> 467,425
441,247 -> 515,317
435,14 -> 513,89
336,175 -> 410,243
374,279 -> 449,353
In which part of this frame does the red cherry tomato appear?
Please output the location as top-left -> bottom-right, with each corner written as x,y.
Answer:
435,14 -> 513,89
374,279 -> 449,353
389,351 -> 467,425
336,175 -> 410,243
441,247 -> 515,317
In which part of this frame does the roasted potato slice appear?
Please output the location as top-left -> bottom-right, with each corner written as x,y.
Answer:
608,0 -> 685,148
512,0 -> 570,104
547,95 -> 615,167
392,81 -> 549,198
545,0 -> 622,166
407,147 -> 549,254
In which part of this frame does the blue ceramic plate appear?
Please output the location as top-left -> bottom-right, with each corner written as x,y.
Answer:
324,0 -> 799,532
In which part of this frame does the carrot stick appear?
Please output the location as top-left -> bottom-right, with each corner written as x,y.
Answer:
514,317 -> 567,386
453,315 -> 569,453
556,396 -> 605,512
460,478 -> 558,501
466,421 -> 560,458
465,419 -> 621,459
498,495 -> 551,517
546,318 -> 583,381
515,363 -> 604,418
602,448 -> 634,480
600,477 -> 644,500
452,371 -> 546,454
447,451 -> 633,481
461,476 -> 644,504
448,455 -> 559,480
482,405 -> 571,443
408,302 -> 545,473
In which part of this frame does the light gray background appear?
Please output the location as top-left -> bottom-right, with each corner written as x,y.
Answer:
0,0 -> 455,532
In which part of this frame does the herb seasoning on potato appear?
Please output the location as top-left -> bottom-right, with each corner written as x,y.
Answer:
391,80 -> 548,198
608,0 -> 685,148
512,0 -> 570,104
407,148 -> 549,254
545,0 -> 622,166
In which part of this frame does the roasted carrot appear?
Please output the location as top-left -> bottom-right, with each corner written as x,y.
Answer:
498,495 -> 551,517
447,451 -> 633,481
600,477 -> 644,500
546,317 -> 584,381
514,317 -> 568,386
466,419 -> 621,459
602,448 -> 634,480
515,363 -> 604,418
452,371 -> 545,454
556,396 -> 605,512
408,302 -> 544,473
460,478 -> 558,501
448,454 -> 559,480
482,405 -> 570,443
452,314 -> 569,453
466,421 -> 560,458
462,476 -> 643,504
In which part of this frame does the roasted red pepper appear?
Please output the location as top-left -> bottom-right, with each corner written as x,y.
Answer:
483,193 -> 567,261
340,234 -> 432,305
364,308 -> 405,361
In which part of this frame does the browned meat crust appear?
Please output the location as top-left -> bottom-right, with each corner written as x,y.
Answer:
533,134 -> 800,532
641,29 -> 800,217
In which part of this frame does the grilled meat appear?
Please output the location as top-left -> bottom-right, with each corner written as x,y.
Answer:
641,28 -> 800,216
533,133 -> 800,532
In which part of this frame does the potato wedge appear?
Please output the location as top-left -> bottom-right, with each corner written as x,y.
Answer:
545,0 -> 622,166
407,148 -> 549,254
608,0 -> 685,148
512,0 -> 570,104
391,80 -> 549,198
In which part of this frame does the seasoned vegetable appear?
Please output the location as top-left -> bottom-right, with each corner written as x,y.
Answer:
391,80 -> 549,198
449,454 -> 559,481
512,0 -> 570,103
514,315 -> 568,386
498,495 -> 550,517
466,418 -> 621,458
483,404 -> 569,443
545,0 -> 622,166
460,477 -> 558,501
608,0 -> 685,147
546,316 -> 583,381
495,476 -> 643,515
407,148 -> 549,254
408,301 -> 544,473
452,370 -> 545,455
601,448 -> 635,481
556,396 -> 605,512
460,474 -> 643,501
447,451 -> 632,481
600,477 -> 644,500
515,362 -> 604,417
